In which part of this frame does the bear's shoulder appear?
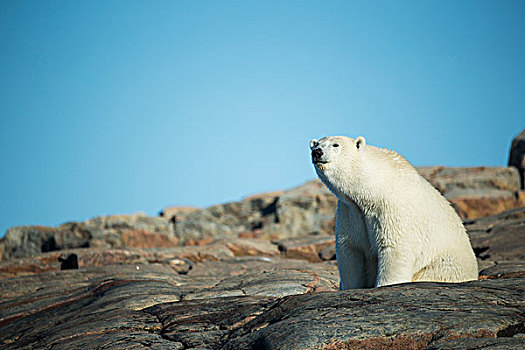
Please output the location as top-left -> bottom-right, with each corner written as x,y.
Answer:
365,145 -> 416,173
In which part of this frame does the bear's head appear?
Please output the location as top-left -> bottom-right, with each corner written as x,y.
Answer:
309,135 -> 366,171
310,135 -> 367,202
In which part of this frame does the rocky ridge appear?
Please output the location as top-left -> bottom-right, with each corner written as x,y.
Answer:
0,130 -> 524,349
0,214 -> 523,349
2,166 -> 524,261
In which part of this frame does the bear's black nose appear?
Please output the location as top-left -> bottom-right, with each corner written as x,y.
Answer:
312,148 -> 323,162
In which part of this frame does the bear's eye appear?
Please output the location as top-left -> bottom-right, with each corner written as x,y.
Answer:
333,144 -> 339,148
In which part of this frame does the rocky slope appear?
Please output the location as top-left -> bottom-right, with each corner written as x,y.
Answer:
0,206 -> 523,349
1,166 -> 524,261
0,130 -> 524,349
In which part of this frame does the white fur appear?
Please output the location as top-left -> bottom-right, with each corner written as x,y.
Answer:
310,136 -> 478,289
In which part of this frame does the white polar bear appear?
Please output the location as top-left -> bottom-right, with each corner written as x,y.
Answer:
310,135 -> 478,290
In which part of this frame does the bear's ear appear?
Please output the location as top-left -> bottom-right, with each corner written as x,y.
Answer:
355,136 -> 366,150
310,139 -> 319,149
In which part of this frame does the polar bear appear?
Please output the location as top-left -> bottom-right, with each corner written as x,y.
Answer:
310,135 -> 478,290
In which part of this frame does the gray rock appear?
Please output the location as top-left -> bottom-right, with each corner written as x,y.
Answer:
224,277 -> 524,349
172,167 -> 522,242
0,258 -> 339,349
174,192 -> 282,242
83,213 -> 176,248
0,225 -> 89,261
509,129 -> 525,189
174,181 -> 336,243
272,181 -> 337,238
1,166 -> 523,259
466,206 -> 525,264
159,206 -> 200,222
0,214 -> 177,260
2,255 -> 523,350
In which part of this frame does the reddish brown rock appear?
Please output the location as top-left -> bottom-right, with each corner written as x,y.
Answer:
417,166 -> 523,220
318,244 -> 337,261
418,166 -> 520,193
276,235 -> 335,262
85,213 -> 176,248
448,189 -> 525,220
478,261 -> 525,280
121,229 -> 179,248
223,238 -> 280,258
183,237 -> 215,246
0,238 -> 280,279
0,248 -> 147,278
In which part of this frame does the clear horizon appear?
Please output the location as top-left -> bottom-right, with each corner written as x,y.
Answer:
1,1 -> 524,236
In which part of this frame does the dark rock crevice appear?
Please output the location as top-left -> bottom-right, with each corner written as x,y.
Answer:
497,322 -> 525,338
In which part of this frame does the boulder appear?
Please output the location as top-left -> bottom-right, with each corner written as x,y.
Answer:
0,225 -> 89,261
173,182 -> 336,243
466,206 -> 525,269
417,166 -> 524,220
84,214 -> 176,248
509,129 -> 525,189
447,189 -> 525,221
418,166 -> 520,193
275,235 -> 335,262
173,191 -> 282,242
0,214 -> 177,261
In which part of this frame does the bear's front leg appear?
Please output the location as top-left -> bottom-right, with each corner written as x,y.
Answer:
337,245 -> 366,290
335,200 -> 368,290
375,246 -> 414,287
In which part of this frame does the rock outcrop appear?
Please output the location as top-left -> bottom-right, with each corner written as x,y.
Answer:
509,128 -> 525,189
0,205 -> 524,349
170,182 -> 337,243
3,166 -> 523,260
465,206 -> 525,270
166,166 -> 524,244
418,166 -> 525,220
0,214 -> 178,261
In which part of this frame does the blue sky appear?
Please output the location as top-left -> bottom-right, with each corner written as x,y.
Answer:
1,1 -> 524,236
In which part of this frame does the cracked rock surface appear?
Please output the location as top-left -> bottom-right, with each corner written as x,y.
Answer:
0,258 -> 340,349
1,261 -> 523,349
